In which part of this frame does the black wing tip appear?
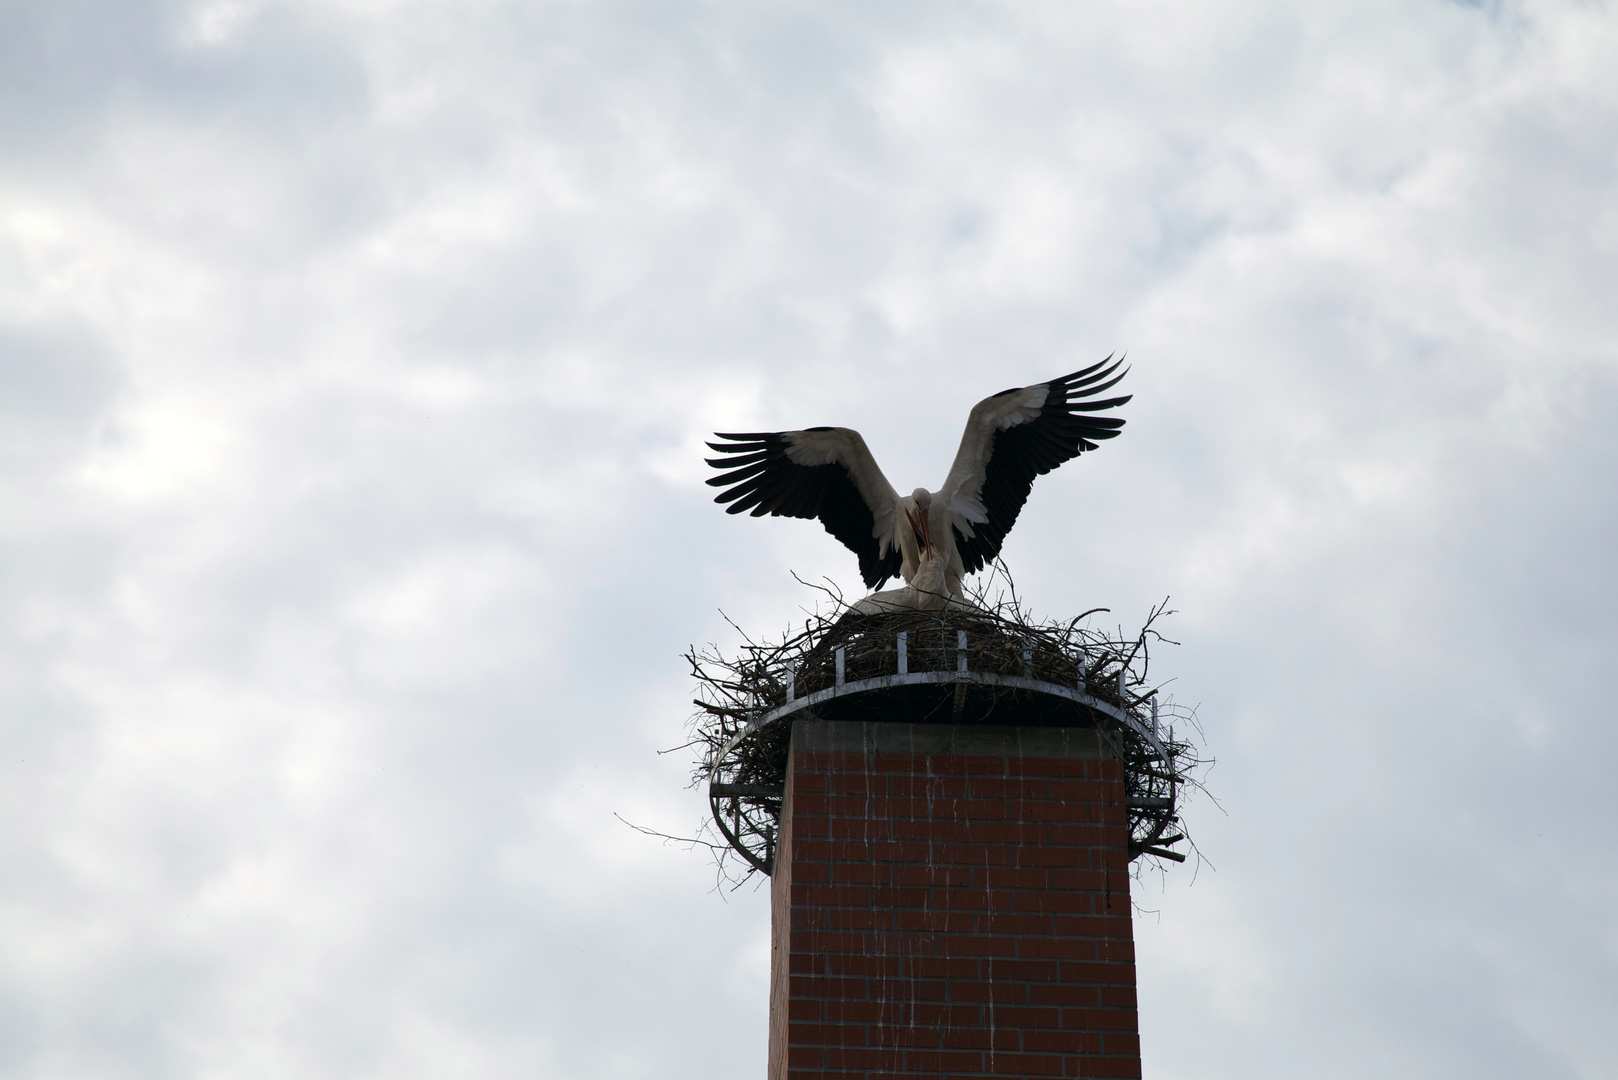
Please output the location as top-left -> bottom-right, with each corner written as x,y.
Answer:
710,431 -> 783,446
1067,393 -> 1132,414
1047,352 -> 1120,385
1056,357 -> 1126,388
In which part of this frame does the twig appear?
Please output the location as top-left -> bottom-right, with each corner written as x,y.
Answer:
614,812 -> 730,852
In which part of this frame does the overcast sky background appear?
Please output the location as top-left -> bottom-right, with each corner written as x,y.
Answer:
2,1 -> 1616,1077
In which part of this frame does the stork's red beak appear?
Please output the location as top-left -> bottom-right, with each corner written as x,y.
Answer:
905,507 -> 932,554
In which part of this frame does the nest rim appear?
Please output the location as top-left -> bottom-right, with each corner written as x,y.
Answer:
694,602 -> 1196,878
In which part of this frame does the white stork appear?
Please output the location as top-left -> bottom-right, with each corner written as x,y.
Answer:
706,357 -> 1129,600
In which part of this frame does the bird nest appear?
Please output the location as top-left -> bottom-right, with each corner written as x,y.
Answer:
684,577 -> 1209,885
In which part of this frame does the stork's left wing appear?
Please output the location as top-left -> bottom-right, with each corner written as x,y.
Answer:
940,357 -> 1130,574
706,427 -> 903,590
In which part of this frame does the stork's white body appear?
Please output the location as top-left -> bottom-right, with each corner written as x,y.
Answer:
893,489 -> 964,597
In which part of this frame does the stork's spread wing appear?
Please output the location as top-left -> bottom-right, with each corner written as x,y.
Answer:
941,356 -> 1130,574
706,427 -> 903,589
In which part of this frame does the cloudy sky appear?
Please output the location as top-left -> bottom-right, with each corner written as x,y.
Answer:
3,0 -> 1616,1076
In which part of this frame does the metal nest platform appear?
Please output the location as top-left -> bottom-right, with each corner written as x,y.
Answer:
688,598 -> 1204,880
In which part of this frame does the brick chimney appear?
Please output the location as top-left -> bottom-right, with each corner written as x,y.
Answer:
768,719 -> 1141,1079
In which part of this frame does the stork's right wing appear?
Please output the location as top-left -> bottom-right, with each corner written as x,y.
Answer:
706,427 -> 903,590
940,357 -> 1130,574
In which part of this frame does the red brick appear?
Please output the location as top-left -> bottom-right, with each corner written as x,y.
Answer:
892,863 -> 975,887
947,981 -> 1027,1004
1017,892 -> 1098,915
800,751 -> 871,771
818,908 -> 890,933
1016,936 -> 1101,960
903,1002 -> 983,1026
899,1049 -> 989,1071
979,866 -> 1053,889
1050,944 -> 1108,972
787,997 -> 825,1020
1028,984 -> 1101,1007
1065,1054 -> 1142,1077
784,1043 -> 826,1066
960,798 -> 1013,820
797,884 -> 870,906
1044,1031 -> 1105,1055
823,953 -> 903,977
875,841 -> 940,862
790,906 -> 826,931
1014,845 -> 1088,867
793,839 -> 869,861
1040,962 -> 1134,987
823,1047 -> 904,1069
869,929 -> 942,952
819,999 -> 882,1022
1098,985 -> 1139,1009
925,753 -> 1008,775
882,978 -> 948,1002
984,958 -> 1061,981
1059,1008 -> 1139,1031
936,1027 -> 993,1050
1023,1029 -> 1104,1054
791,793 -> 832,815
872,1024 -> 946,1048
1015,799 -> 1098,823
1049,869 -> 1108,891
989,1005 -> 1060,1029
887,775 -> 970,797
872,753 -> 929,773
897,795 -> 1003,819
908,956 -> 981,979
1043,779 -> 1113,801
792,861 -> 830,884
1101,1031 -> 1141,1056
979,912 -> 1052,935
929,843 -> 1012,865
1091,847 -> 1131,869
934,934 -> 1017,958
793,815 -> 831,838
830,773 -> 888,794
893,910 -> 977,933
827,816 -> 891,840
967,821 -> 1047,844
1048,823 -> 1115,846
789,975 -> 867,998
789,1022 -> 865,1047
1096,939 -> 1135,963
797,931 -> 869,953
969,776 -> 1049,799
890,818 -> 970,842
985,1051 -> 1065,1075
823,793 -> 884,816
1009,757 -> 1090,777
826,862 -> 893,885
1049,914 -> 1134,937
